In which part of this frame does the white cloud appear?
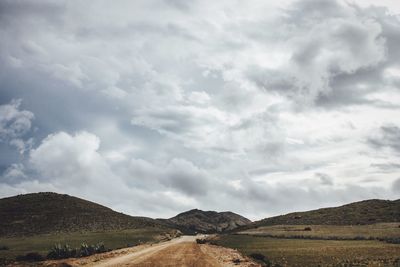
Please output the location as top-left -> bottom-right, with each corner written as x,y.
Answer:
30,131 -> 106,184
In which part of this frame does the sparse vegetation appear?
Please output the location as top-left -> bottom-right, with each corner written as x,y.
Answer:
16,252 -> 44,262
196,238 -> 207,244
0,192 -> 168,237
47,242 -> 108,259
385,237 -> 400,244
240,199 -> 400,229
47,244 -> 76,259
1,193 -> 399,266
239,223 -> 400,240
0,228 -> 171,261
232,258 -> 241,264
249,253 -> 270,264
214,234 -> 400,266
162,209 -> 251,234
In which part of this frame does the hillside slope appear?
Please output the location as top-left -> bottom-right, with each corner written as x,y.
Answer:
163,209 -> 251,233
0,192 -> 168,237
242,199 -> 400,230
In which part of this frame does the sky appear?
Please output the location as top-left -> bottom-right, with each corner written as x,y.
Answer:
0,0 -> 400,220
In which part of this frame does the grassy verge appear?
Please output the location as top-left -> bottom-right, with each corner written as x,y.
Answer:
0,228 -> 168,262
214,234 -> 400,266
239,223 -> 400,240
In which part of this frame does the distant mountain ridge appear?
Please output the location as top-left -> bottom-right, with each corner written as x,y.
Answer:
161,208 -> 252,233
2,193 -> 398,238
239,199 -> 400,231
0,192 -> 167,237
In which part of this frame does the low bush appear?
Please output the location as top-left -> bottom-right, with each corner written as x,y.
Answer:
250,253 -> 265,261
385,238 -> 400,244
0,245 -> 8,250
249,253 -> 285,267
304,227 -> 312,231
16,252 -> 45,262
79,242 -> 107,257
196,239 -> 207,244
232,258 -> 241,264
250,253 -> 272,266
47,244 -> 76,259
0,258 -> 9,266
47,242 -> 108,259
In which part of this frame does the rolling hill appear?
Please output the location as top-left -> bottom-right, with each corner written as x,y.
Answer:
162,209 -> 251,233
240,199 -> 400,230
0,192 -> 168,237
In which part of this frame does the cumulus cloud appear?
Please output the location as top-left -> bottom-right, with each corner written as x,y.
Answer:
22,131 -> 213,216
247,0 -> 387,106
0,164 -> 27,184
126,157 -> 211,196
30,132 -> 107,184
0,99 -> 34,153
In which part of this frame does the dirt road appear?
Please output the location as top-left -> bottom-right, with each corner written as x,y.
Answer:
44,236 -> 259,267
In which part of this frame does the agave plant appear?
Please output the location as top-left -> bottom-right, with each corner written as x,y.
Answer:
47,244 -> 76,259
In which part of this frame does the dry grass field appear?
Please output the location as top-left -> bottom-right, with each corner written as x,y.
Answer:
239,223 -> 400,240
0,228 -> 170,263
214,234 -> 400,267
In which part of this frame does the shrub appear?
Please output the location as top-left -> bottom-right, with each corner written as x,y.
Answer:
353,236 -> 367,240
0,245 -> 8,250
78,242 -> 107,257
196,239 -> 207,244
249,253 -> 272,266
232,258 -> 241,264
386,238 -> 400,244
250,253 -> 265,261
47,244 -> 77,259
47,243 -> 108,259
0,258 -> 9,266
16,252 -> 44,262
304,227 -> 312,231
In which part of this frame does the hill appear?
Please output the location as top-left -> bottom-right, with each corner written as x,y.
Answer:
162,209 -> 251,233
241,199 -> 400,230
0,192 -> 168,237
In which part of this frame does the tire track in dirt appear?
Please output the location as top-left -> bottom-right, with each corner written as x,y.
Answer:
126,241 -> 220,267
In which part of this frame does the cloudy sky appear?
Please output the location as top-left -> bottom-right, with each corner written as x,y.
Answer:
1,0 -> 400,220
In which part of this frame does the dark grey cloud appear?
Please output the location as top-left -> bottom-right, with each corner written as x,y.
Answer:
315,173 -> 334,186
0,99 -> 34,154
368,125 -> 400,152
245,0 -> 399,109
